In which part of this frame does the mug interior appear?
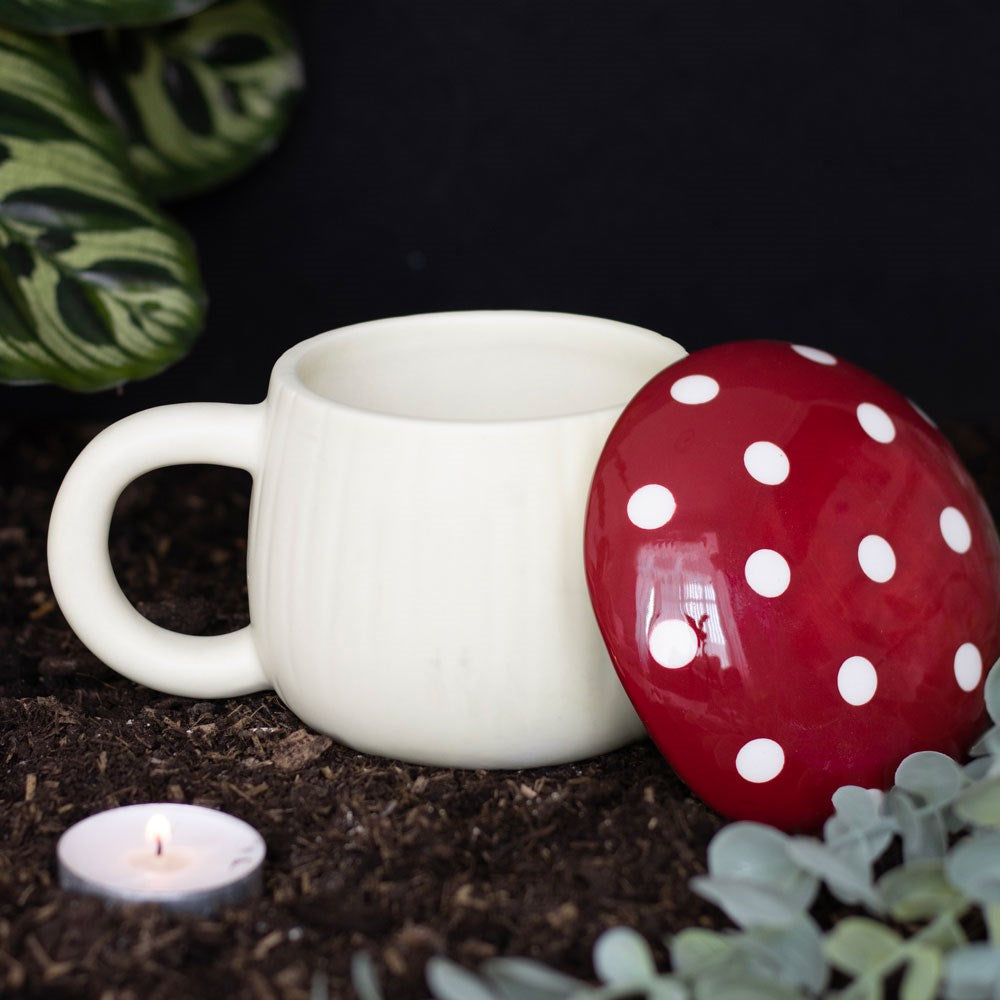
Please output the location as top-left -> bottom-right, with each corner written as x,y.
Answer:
291,311 -> 677,421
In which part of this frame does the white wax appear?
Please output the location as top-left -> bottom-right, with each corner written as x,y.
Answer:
57,803 -> 265,915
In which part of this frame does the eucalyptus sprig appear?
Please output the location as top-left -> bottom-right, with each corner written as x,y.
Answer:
348,657 -> 1000,1000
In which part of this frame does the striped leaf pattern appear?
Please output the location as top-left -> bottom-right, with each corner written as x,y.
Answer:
0,0 -> 216,36
0,28 -> 204,389
71,0 -> 304,201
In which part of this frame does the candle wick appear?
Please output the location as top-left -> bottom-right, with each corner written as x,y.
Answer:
155,837 -> 163,857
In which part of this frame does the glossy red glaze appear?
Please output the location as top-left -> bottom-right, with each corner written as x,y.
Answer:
584,340 -> 1000,831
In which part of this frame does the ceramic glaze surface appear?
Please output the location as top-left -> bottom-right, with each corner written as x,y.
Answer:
584,339 -> 1000,830
47,311 -> 686,769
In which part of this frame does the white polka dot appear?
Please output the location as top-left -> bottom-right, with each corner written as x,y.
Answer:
955,643 -> 983,692
744,549 -> 791,598
838,656 -> 877,706
858,535 -> 896,583
857,403 -> 896,444
743,441 -> 790,485
736,739 -> 785,783
627,484 -> 677,529
908,398 -> 937,428
940,507 -> 972,554
648,618 -> 699,669
670,375 -> 719,405
791,344 -> 837,366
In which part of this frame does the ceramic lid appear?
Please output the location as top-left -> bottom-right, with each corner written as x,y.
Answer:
584,339 -> 1000,830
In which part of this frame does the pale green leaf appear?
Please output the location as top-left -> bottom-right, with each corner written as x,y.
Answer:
895,751 -> 967,807
689,876 -> 809,929
830,786 -> 884,827
309,973 -> 328,1000
941,944 -> 1000,1000
823,917 -> 903,976
786,838 -> 882,911
965,757 -> 994,781
592,927 -> 657,986
825,786 -> 894,863
901,945 -> 943,1000
707,823 -> 793,881
920,914 -> 969,953
835,983 -> 882,1000
888,789 -> 949,863
734,920 -> 829,995
968,726 -> 1000,761
956,776 -> 1000,828
672,922 -> 827,995
945,832 -> 1000,905
692,974 -> 807,1000
670,928 -> 736,977
350,953 -> 383,1000
705,822 -> 818,914
877,861 -> 965,922
985,660 -> 1000,726
426,957 -> 499,1000
481,957 -> 586,1000
637,979 -> 688,1000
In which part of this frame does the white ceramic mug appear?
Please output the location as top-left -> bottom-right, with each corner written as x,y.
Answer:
48,311 -> 685,767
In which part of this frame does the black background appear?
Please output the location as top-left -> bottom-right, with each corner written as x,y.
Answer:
8,0 -> 1000,428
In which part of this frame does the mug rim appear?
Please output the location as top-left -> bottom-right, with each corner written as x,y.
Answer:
270,309 -> 683,427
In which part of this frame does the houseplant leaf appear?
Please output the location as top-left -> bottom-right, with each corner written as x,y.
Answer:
0,0 -> 216,35
823,916 -> 903,976
876,860 -> 965,922
0,27 -> 204,389
593,926 -> 657,985
945,831 -> 1000,905
480,956 -> 587,999
71,0 -> 304,200
426,957 -> 499,1000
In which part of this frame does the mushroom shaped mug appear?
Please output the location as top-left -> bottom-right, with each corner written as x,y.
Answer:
47,311 -> 686,769
585,340 -> 1000,831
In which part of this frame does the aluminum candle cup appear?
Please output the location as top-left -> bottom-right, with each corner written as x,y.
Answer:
56,803 -> 265,916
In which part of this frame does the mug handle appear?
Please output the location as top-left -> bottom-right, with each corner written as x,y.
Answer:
47,402 -> 270,698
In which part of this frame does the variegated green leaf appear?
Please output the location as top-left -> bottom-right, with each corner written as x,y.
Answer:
0,0 -> 216,36
71,0 -> 303,201
0,28 -> 204,389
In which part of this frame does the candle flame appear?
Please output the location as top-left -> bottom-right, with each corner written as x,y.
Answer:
144,813 -> 172,857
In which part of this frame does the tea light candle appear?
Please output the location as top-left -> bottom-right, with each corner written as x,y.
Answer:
57,803 -> 265,916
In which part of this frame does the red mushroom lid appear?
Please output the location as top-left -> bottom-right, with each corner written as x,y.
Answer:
584,340 -> 1000,831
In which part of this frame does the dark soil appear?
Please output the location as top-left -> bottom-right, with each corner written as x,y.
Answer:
1,419 -> 998,1000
